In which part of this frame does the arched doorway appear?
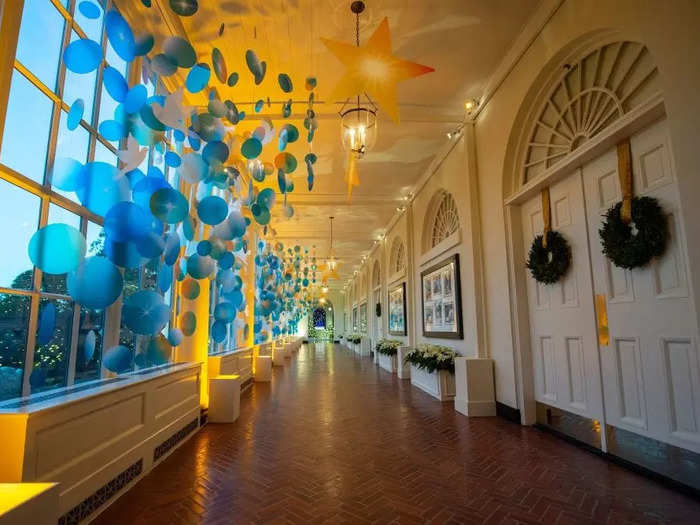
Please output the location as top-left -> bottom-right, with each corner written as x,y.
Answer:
503,35 -> 700,469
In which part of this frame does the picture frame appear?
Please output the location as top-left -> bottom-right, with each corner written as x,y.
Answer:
420,253 -> 463,339
388,282 -> 407,336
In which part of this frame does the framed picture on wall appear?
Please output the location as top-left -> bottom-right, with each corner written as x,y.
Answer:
352,306 -> 358,331
359,301 -> 367,333
421,254 -> 463,339
388,282 -> 407,336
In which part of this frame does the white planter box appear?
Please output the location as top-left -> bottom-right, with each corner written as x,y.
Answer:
396,346 -> 412,379
353,343 -> 361,354
377,352 -> 397,373
359,338 -> 371,356
410,366 -> 456,401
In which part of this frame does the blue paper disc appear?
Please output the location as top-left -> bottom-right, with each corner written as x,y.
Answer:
105,10 -> 135,62
67,256 -> 124,309
122,290 -> 170,335
197,195 -> 228,225
63,38 -> 103,74
67,99 -> 85,130
29,224 -> 86,274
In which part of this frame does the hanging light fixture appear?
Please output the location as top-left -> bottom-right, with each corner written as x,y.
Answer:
339,1 -> 378,159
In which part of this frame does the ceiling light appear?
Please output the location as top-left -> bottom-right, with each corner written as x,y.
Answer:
339,1 -> 377,159
464,98 -> 478,112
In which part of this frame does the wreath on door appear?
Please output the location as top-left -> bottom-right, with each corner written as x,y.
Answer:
599,196 -> 667,269
526,230 -> 572,284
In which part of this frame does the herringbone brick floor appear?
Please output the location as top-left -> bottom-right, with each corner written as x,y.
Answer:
94,343 -> 700,524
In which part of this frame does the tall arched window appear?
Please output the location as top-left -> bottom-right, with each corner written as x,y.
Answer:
372,261 -> 381,289
431,191 -> 460,247
390,238 -> 406,274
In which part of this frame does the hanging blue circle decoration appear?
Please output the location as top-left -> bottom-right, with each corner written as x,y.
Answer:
37,302 -> 56,345
67,256 -> 123,309
147,335 -> 171,365
84,330 -> 96,361
163,36 -> 196,68
214,301 -> 236,322
196,240 -> 211,256
103,345 -> 133,373
132,175 -> 170,209
105,10 -> 135,62
51,157 -> 85,191
157,263 -> 173,293
67,99 -> 84,130
63,38 -> 103,74
76,162 -> 130,216
134,33 -> 155,56
211,320 -> 227,342
197,195 -> 228,225
122,290 -> 170,335
186,63 -> 210,93
104,238 -> 144,268
102,66 -> 128,102
98,120 -> 125,142
170,0 -> 198,16
164,151 -> 181,167
181,311 -> 196,336
78,1 -> 101,19
150,187 -> 189,224
257,188 -> 276,209
164,232 -> 180,266
186,254 -> 215,279
218,251 -> 234,270
29,224 -> 86,274
168,327 -> 184,346
124,84 -> 148,114
104,201 -> 151,242
151,53 -> 177,76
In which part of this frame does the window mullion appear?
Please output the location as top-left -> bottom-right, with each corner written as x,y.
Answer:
0,0 -> 24,154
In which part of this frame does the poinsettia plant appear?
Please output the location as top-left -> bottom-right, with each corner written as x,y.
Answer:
404,344 -> 456,373
375,339 -> 402,356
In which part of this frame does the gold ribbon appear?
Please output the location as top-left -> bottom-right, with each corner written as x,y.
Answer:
541,187 -> 551,248
617,139 -> 633,224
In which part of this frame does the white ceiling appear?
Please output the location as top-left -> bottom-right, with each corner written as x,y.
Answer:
121,0 -> 540,287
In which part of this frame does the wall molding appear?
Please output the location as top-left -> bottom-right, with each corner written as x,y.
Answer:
418,229 -> 462,268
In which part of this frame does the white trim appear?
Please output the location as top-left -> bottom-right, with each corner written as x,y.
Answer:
418,229 -> 462,268
387,270 -> 406,286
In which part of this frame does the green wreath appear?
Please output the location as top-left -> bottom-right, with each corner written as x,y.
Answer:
599,196 -> 667,269
526,230 -> 572,284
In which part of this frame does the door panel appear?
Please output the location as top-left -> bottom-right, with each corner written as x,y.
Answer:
582,118 -> 700,452
521,173 -> 603,419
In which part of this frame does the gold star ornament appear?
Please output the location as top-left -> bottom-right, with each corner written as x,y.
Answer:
321,17 -> 434,123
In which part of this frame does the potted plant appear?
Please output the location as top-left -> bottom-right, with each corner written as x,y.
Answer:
348,334 -> 362,353
404,344 -> 457,401
376,339 -> 402,373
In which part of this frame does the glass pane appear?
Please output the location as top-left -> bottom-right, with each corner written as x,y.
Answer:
106,38 -> 127,77
53,110 -> 89,200
1,70 -> 53,183
42,204 -> 81,293
97,82 -> 119,146
15,0 -> 65,91
93,139 -> 117,165
86,221 -> 105,257
31,297 -> 73,393
73,0 -> 103,42
63,32 -> 98,125
0,179 -> 41,289
74,306 -> 104,383
0,293 -> 30,401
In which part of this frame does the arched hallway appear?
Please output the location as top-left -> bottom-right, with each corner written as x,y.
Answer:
94,344 -> 700,524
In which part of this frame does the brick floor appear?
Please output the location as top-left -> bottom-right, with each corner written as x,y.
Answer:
94,343 -> 700,524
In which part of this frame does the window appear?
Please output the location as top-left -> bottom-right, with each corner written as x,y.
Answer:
390,239 -> 406,274
431,192 -> 459,247
0,0 -> 133,400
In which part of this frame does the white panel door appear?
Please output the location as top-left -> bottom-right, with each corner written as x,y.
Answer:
521,173 -> 604,420
582,118 -> 700,453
